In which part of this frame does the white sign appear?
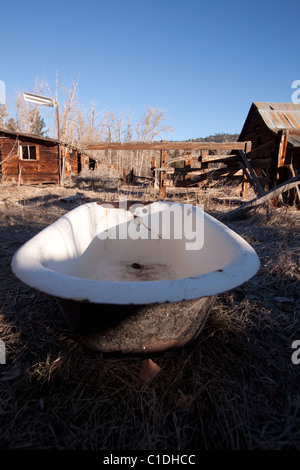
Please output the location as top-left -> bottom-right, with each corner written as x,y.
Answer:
23,91 -> 55,107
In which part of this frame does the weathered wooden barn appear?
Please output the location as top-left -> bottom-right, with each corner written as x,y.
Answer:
238,102 -> 300,194
0,129 -> 94,185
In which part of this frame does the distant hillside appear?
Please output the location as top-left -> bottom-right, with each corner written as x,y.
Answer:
188,132 -> 240,142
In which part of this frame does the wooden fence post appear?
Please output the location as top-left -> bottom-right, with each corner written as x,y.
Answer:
184,150 -> 191,181
239,150 -> 264,196
122,168 -> 127,185
159,148 -> 167,198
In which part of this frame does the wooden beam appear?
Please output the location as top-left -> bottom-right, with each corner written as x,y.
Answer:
80,141 -> 251,151
174,166 -> 239,174
239,162 -> 252,184
155,167 -> 175,174
167,156 -> 199,165
269,129 -> 289,190
239,150 -> 264,196
241,170 -> 250,198
277,129 -> 289,168
200,154 -> 273,169
244,140 -> 252,153
179,167 -> 244,182
220,175 -> 300,221
159,148 -> 168,198
184,150 -> 191,181
289,162 -> 300,203
201,154 -> 240,164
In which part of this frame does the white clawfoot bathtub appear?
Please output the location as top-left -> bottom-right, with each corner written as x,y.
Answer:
11,201 -> 260,354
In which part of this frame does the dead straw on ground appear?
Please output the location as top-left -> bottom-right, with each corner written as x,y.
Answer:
0,183 -> 299,450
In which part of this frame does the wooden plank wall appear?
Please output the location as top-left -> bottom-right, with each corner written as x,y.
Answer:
1,138 -> 19,179
68,149 -> 79,174
1,136 -> 60,184
62,147 -> 79,179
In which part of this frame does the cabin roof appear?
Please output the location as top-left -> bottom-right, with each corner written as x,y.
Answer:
0,127 -> 58,144
240,102 -> 300,147
254,102 -> 300,132
0,128 -> 99,162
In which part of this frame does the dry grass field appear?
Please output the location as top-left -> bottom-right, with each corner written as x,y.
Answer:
0,181 -> 299,451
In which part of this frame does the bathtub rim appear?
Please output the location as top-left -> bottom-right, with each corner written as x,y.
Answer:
11,202 -> 260,305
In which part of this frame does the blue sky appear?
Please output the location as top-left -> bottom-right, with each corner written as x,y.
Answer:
1,0 -> 299,140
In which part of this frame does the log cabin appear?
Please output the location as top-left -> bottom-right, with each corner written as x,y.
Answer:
0,129 -> 94,185
238,102 -> 300,194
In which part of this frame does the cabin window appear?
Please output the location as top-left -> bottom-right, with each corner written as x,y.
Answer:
20,145 -> 37,160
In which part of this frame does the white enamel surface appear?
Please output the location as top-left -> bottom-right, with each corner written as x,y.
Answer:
11,201 -> 260,305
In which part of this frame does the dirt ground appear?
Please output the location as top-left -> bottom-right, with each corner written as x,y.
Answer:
0,181 -> 299,451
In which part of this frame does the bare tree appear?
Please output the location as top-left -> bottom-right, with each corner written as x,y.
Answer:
123,108 -> 134,142
0,104 -> 8,128
133,107 -> 174,175
59,75 -> 80,145
3,72 -> 175,177
42,72 -> 81,144
5,90 -> 46,136
15,91 -> 30,132
138,106 -> 174,142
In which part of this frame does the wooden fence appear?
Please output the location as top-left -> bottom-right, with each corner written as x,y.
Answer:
81,140 -> 253,198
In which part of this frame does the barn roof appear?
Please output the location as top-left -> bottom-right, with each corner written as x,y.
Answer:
241,102 -> 300,147
254,102 -> 300,132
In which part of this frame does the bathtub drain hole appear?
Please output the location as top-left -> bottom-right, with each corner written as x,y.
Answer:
132,263 -> 142,269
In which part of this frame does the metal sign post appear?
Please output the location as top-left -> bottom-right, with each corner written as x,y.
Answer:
23,91 -> 63,184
